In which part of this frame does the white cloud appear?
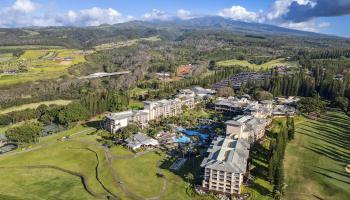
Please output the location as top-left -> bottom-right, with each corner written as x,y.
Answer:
218,6 -> 265,23
0,0 -> 129,27
142,9 -> 170,21
318,22 -> 330,28
63,7 -> 124,26
281,20 -> 330,32
12,0 -> 39,13
267,0 -> 317,20
177,9 -> 194,20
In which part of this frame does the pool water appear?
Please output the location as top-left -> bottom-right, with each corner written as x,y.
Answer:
177,128 -> 209,140
173,135 -> 191,143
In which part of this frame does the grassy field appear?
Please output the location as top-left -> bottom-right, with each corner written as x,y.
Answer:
0,99 -> 72,114
0,168 -> 94,200
0,122 -> 213,200
127,100 -> 144,110
0,125 -> 133,200
284,110 -> 350,200
112,151 -> 163,198
94,36 -> 161,51
217,58 -> 299,70
0,53 -> 13,62
0,48 -> 88,86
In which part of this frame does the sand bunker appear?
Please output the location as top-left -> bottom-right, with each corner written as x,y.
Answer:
346,164 -> 350,174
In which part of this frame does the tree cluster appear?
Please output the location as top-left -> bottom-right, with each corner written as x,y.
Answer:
5,122 -> 43,144
268,122 -> 289,199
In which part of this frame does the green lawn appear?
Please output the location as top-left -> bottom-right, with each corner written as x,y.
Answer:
217,58 -> 299,70
0,123 -> 212,200
284,111 -> 350,200
110,146 -> 135,157
128,100 -> 144,110
0,125 -> 121,199
112,151 -> 163,198
0,99 -> 72,114
0,168 -> 95,200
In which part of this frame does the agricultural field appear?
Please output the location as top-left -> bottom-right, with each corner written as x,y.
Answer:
94,36 -> 161,51
0,53 -> 13,62
0,99 -> 72,114
217,58 -> 299,70
284,110 -> 350,200
0,48 -> 88,86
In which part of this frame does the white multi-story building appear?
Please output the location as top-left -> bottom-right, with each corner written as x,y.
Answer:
105,95 -> 196,133
105,110 -> 150,133
201,136 -> 250,195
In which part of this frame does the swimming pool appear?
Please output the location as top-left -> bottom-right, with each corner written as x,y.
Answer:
173,135 -> 191,143
177,128 -> 209,140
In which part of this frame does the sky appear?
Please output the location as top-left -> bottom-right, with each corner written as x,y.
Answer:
0,0 -> 349,37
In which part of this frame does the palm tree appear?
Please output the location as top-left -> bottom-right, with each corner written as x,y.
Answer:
186,172 -> 194,188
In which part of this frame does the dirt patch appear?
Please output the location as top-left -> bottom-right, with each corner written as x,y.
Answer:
176,64 -> 192,76
60,61 -> 72,65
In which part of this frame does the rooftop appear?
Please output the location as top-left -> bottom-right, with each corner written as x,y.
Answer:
201,136 -> 249,173
106,111 -> 134,120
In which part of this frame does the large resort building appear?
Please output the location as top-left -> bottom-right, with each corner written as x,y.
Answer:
200,96 -> 276,196
105,87 -> 214,133
201,136 -> 250,195
105,97 -> 195,133
225,115 -> 271,143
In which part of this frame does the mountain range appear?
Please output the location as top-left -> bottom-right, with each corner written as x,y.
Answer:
0,16 -> 347,49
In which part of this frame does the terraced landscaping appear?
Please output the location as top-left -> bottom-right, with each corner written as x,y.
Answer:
284,110 -> 350,200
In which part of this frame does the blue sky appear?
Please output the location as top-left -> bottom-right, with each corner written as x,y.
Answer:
0,0 -> 349,37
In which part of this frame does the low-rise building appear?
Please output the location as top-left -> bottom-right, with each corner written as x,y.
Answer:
192,86 -> 216,98
125,132 -> 159,150
212,72 -> 270,90
272,105 -> 296,117
201,136 -> 250,195
214,97 -> 250,113
275,96 -> 299,106
214,97 -> 272,118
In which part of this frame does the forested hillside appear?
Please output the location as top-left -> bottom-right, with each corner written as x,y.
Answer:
0,16 -> 349,109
